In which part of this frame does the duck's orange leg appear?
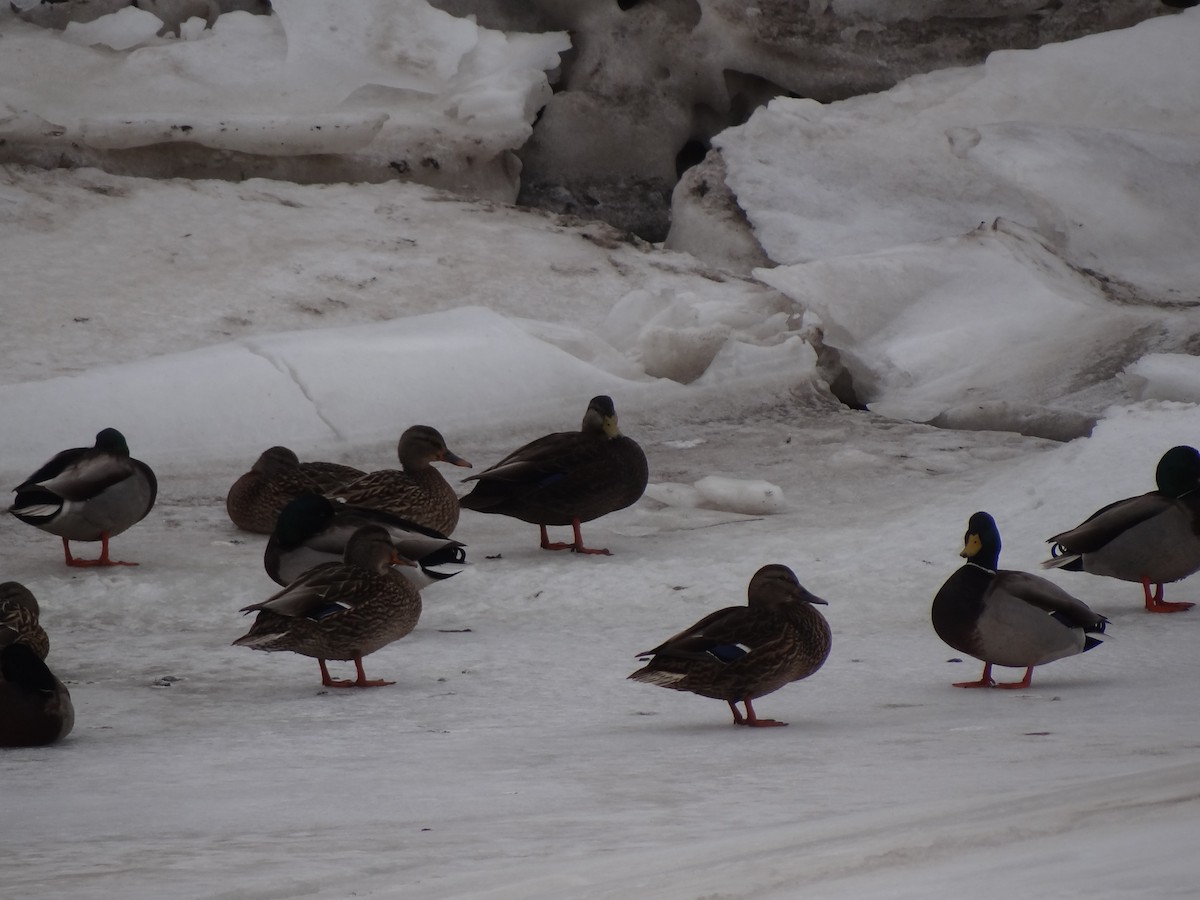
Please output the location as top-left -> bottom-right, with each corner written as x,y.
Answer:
734,696 -> 787,727
954,662 -> 997,688
1142,578 -> 1194,613
63,534 -> 138,568
538,521 -> 612,556
320,657 -> 394,688
996,666 -> 1035,689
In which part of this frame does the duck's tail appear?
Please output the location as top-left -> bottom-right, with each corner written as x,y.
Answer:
1040,542 -> 1083,572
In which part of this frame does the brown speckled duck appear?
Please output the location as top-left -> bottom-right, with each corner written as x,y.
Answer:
226,446 -> 365,535
934,512 -> 1108,689
629,565 -> 831,726
0,640 -> 74,747
330,426 -> 470,536
1042,445 -> 1200,613
0,582 -> 49,661
9,428 -> 157,567
459,396 -> 648,555
234,525 -> 422,688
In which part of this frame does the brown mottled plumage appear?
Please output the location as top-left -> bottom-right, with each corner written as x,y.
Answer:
0,582 -> 49,661
234,525 -> 422,687
1042,446 -> 1200,613
226,446 -> 365,534
629,565 -> 831,726
9,428 -> 157,567
459,396 -> 648,555
330,426 -> 471,536
935,512 -> 1107,689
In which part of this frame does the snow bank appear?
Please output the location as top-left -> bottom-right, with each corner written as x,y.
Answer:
711,9 -> 1200,423
1123,354 -> 1200,404
758,219 -> 1191,421
0,308 -> 665,465
717,9 -> 1200,281
0,1 -> 569,198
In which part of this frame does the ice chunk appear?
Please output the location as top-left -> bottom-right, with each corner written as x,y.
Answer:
693,476 -> 787,515
62,7 -> 164,51
1123,354 -> 1200,403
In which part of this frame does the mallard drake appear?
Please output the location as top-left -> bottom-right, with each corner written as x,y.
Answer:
330,426 -> 471,536
459,396 -> 648,555
1042,445 -> 1200,613
234,525 -> 422,688
265,493 -> 467,589
0,641 -> 74,747
628,564 -> 831,726
0,582 -> 49,661
934,511 -> 1108,689
226,446 -> 365,534
9,428 -> 157,567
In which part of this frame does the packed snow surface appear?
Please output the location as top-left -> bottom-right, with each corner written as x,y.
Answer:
2,5 -> 1200,899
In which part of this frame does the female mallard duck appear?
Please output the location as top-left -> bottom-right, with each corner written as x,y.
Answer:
628,564 -> 831,726
9,428 -> 157,567
459,396 -> 648,555
226,446 -> 365,534
0,641 -> 74,747
265,493 -> 466,589
330,426 -> 471,536
934,511 -> 1108,689
234,525 -> 422,688
0,582 -> 49,661
1042,445 -> 1200,613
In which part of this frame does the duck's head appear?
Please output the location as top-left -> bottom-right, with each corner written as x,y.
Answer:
95,428 -> 130,456
582,395 -> 621,438
0,642 -> 57,693
0,582 -> 40,619
343,525 -> 417,574
960,511 -> 1002,569
748,563 -> 828,609
273,493 -> 336,546
252,446 -> 301,476
1155,445 -> 1200,497
397,426 -> 471,469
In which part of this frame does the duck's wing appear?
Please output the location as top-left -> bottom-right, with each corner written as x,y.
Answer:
16,446 -> 135,502
636,606 -> 772,662
334,505 -> 465,565
995,569 -> 1107,631
241,563 -> 370,621
301,461 -> 367,492
14,446 -> 88,490
1046,492 -> 1171,555
464,432 -> 580,485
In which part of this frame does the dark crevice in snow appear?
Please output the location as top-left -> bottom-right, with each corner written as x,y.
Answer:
239,340 -> 346,442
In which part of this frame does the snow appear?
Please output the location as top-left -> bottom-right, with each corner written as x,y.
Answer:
3,4 -> 1200,899
0,1 -> 569,198
720,7 -> 1200,420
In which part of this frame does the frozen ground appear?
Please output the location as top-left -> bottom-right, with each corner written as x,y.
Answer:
2,4 -> 1200,899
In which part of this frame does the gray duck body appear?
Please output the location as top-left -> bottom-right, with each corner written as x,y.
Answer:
1044,446 -> 1200,612
265,493 -> 466,588
10,428 -> 156,544
935,512 -> 1107,687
